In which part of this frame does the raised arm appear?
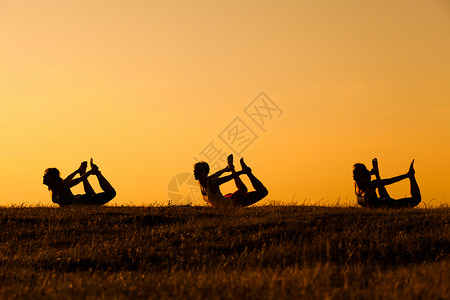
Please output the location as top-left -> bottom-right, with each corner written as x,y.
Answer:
210,166 -> 230,180
371,159 -> 415,188
371,174 -> 408,188
64,170 -> 79,182
66,169 -> 95,188
64,161 -> 87,182
213,170 -> 246,186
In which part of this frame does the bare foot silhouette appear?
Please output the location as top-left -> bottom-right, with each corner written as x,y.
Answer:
240,158 -> 252,173
371,158 -> 379,176
90,158 -> 99,174
408,159 -> 415,177
78,161 -> 87,175
227,154 -> 235,172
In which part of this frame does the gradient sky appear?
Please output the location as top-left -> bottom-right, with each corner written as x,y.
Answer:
1,0 -> 449,206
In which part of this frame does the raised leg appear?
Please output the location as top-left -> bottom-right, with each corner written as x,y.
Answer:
228,154 -> 247,193
87,159 -> 116,205
372,158 -> 390,198
384,160 -> 421,208
232,159 -> 268,207
79,161 -> 95,195
407,160 -> 421,206
91,159 -> 115,192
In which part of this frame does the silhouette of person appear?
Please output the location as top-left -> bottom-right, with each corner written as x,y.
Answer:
353,158 -> 421,208
43,159 -> 116,206
194,154 -> 268,208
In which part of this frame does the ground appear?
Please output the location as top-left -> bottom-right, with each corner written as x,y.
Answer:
0,205 -> 448,299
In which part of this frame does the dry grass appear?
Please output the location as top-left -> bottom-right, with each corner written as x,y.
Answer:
0,205 -> 448,299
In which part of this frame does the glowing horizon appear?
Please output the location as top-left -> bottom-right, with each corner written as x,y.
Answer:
1,0 -> 449,206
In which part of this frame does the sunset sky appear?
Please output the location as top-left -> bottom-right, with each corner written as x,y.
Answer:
1,0 -> 449,206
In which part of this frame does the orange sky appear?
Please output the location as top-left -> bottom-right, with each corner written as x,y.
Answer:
1,0 -> 449,206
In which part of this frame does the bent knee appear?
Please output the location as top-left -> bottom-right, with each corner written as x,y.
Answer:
108,189 -> 117,200
260,188 -> 268,198
411,196 -> 421,207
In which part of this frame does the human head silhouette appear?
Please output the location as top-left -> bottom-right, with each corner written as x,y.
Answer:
43,168 -> 62,186
352,163 -> 371,183
193,162 -> 209,180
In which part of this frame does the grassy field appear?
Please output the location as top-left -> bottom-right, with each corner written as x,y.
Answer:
0,205 -> 448,299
